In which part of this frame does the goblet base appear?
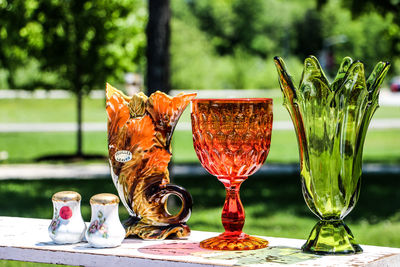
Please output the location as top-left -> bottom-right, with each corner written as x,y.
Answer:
302,220 -> 362,255
200,232 -> 268,251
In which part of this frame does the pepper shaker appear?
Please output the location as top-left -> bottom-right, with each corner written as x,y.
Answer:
48,191 -> 86,244
86,193 -> 125,248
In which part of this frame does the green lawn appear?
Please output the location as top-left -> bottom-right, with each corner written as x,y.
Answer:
0,90 -> 399,164
0,97 -> 107,123
1,90 -> 399,123
0,128 -> 399,164
0,173 -> 399,248
0,261 -> 71,267
0,132 -> 108,163
173,128 -> 400,164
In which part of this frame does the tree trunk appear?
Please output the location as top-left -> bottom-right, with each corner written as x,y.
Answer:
146,0 -> 171,94
76,89 -> 83,157
6,71 -> 15,89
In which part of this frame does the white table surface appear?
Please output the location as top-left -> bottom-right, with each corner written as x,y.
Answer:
0,216 -> 399,267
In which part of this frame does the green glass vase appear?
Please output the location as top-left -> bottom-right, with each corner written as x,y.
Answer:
274,56 -> 390,254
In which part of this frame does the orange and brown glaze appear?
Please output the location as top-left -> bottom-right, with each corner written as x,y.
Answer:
106,83 -> 195,239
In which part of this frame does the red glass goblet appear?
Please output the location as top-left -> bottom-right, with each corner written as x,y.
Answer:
191,98 -> 273,250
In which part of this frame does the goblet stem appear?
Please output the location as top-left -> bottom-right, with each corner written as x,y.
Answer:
200,176 -> 268,250
220,176 -> 245,236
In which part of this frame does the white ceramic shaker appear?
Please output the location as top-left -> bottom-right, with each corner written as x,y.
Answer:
48,191 -> 86,244
86,193 -> 125,248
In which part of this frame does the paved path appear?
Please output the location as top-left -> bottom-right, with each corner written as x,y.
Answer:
0,163 -> 399,180
1,118 -> 400,132
0,163 -> 110,180
0,89 -> 104,99
0,122 -> 107,132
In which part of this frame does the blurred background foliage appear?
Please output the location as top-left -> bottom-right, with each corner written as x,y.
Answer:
0,0 -> 399,91
0,0 -> 147,91
0,0 -> 148,156
171,0 -> 398,89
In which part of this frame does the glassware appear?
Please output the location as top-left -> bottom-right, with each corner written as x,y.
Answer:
106,83 -> 196,240
86,193 -> 125,248
48,191 -> 86,244
274,56 -> 390,254
191,98 -> 273,250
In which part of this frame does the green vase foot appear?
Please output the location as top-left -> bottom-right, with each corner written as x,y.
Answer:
302,220 -> 362,255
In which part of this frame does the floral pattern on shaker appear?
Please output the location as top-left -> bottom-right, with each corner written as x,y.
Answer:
50,207 -> 61,234
88,211 -> 108,238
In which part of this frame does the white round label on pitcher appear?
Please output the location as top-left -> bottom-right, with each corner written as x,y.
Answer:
114,150 -> 132,163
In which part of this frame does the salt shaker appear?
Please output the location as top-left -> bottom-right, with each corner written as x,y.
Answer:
86,193 -> 125,248
48,191 -> 86,244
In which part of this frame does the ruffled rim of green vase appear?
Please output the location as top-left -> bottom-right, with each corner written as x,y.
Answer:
273,56 -> 390,101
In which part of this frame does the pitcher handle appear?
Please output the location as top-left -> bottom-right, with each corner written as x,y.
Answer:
154,184 -> 193,225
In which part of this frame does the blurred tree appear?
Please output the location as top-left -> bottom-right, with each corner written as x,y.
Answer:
318,0 -> 400,17
146,0 -> 170,93
0,1 -> 30,89
294,9 -> 324,59
0,0 -> 146,158
317,0 -> 400,71
171,0 -> 312,89
186,0 -> 266,56
183,0 -> 314,58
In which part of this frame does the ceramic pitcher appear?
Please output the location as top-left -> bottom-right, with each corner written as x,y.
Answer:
106,83 -> 196,239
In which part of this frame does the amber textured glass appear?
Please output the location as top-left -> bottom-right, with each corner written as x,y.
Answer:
191,98 -> 273,250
